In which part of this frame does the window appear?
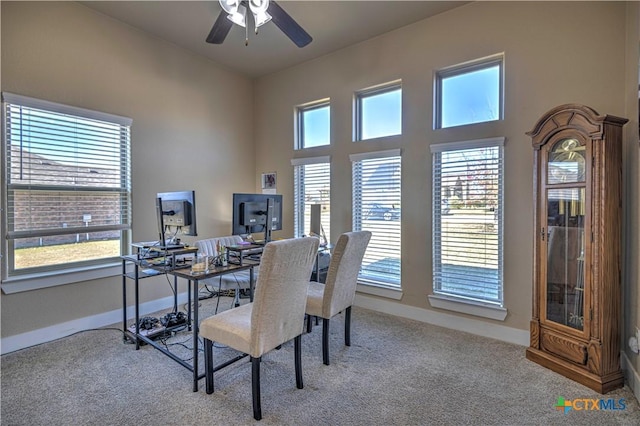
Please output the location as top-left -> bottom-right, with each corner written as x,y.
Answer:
2,93 -> 131,280
435,55 -> 503,129
296,100 -> 330,149
292,156 -> 331,242
351,150 -> 401,287
355,82 -> 401,141
431,137 -> 504,307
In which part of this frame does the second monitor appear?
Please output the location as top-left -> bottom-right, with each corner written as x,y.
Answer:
232,193 -> 283,243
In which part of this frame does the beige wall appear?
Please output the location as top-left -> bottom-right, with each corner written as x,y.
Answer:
1,1 -> 255,337
254,0 -> 636,333
623,1 -> 640,388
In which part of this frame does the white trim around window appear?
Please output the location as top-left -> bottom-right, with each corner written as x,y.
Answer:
290,155 -> 331,166
2,92 -> 132,292
2,92 -> 132,126
349,149 -> 401,163
1,262 -> 121,294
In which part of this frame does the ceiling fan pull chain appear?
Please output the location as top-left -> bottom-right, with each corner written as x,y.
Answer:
245,10 -> 249,46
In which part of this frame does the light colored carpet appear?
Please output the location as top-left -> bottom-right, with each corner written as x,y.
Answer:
1,299 -> 639,425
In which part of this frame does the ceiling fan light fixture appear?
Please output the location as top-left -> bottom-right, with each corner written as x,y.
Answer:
249,0 -> 269,14
226,3 -> 247,28
219,0 -> 240,14
253,10 -> 272,29
248,0 -> 271,29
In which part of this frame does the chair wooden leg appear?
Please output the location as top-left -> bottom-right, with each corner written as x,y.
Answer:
204,338 -> 214,394
251,356 -> 262,421
294,335 -> 303,389
322,318 -> 330,365
345,306 -> 352,346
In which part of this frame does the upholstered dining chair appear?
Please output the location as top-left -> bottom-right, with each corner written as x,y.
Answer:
305,231 -> 372,365
200,237 -> 320,421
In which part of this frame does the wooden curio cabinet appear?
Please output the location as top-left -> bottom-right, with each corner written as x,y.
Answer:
525,104 -> 628,393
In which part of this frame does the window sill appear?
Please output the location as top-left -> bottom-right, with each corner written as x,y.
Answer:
428,294 -> 507,321
357,282 -> 402,300
1,262 -> 122,294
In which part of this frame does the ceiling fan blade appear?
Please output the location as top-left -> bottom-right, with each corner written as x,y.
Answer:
206,10 -> 233,44
268,1 -> 312,48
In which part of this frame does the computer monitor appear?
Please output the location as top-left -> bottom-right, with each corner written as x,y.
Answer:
156,190 -> 197,247
310,204 -> 322,237
231,193 -> 282,242
310,203 -> 327,246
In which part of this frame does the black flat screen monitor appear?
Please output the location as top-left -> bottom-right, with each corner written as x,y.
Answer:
156,190 -> 197,247
232,193 -> 282,242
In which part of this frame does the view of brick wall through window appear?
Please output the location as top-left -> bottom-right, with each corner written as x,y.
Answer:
10,146 -> 121,248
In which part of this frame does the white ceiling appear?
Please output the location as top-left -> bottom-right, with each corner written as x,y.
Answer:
79,1 -> 469,79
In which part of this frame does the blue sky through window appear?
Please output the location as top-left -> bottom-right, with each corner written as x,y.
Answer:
301,105 -> 330,148
441,65 -> 500,128
360,88 -> 401,140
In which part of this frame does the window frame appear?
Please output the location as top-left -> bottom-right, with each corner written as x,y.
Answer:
354,81 -> 402,141
350,149 -> 402,290
1,92 -> 132,293
295,99 -> 330,150
434,54 -> 504,129
429,137 -> 506,320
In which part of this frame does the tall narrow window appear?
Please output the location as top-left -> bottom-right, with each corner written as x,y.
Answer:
296,100 -> 330,149
435,55 -> 503,129
292,156 -> 330,243
351,150 -> 401,287
2,93 -> 132,279
355,82 -> 401,141
431,137 -> 504,306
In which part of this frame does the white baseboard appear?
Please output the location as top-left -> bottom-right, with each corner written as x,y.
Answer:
0,292 -> 190,355
354,293 -> 530,346
621,351 -> 640,401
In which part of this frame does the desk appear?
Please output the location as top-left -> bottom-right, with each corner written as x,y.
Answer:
121,244 -> 198,348
121,252 -> 258,392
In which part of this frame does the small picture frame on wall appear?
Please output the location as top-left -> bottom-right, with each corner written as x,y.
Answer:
262,172 -> 277,194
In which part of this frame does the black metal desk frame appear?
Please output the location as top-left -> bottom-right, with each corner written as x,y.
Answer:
121,248 -> 257,392
224,243 -> 263,266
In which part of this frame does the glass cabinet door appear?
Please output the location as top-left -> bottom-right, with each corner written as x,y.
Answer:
545,138 -> 586,331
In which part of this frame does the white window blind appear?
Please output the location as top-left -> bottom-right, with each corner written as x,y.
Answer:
3,93 -> 132,276
292,157 -> 330,242
351,150 -> 401,287
431,137 -> 504,305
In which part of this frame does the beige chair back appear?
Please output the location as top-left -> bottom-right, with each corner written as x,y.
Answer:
322,231 -> 372,318
250,237 -> 319,357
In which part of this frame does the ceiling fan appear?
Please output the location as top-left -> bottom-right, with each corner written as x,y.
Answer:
206,0 -> 312,47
